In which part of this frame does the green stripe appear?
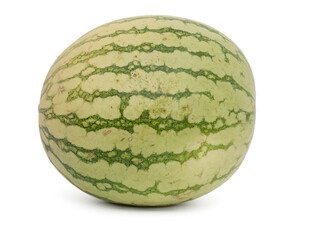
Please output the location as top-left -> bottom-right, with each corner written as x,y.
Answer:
85,26 -> 241,62
44,60 -> 253,100
86,61 -> 253,98
39,106 -> 253,136
45,42 -> 216,91
66,86 -> 215,103
113,15 -> 228,41
41,135 -> 239,197
63,42 -> 214,69
47,25 -> 242,85
40,125 -> 234,169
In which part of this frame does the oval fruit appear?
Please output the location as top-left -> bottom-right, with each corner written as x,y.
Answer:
39,16 -> 255,206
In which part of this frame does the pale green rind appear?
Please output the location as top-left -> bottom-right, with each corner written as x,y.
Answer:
39,15 -> 255,206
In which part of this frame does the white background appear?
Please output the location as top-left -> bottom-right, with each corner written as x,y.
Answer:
1,0 -> 319,239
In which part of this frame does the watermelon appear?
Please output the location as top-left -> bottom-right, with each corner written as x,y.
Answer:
39,15 -> 255,206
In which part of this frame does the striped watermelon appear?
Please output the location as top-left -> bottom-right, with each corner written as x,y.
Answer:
39,16 -> 255,206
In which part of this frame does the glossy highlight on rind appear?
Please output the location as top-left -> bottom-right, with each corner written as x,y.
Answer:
39,15 -> 255,206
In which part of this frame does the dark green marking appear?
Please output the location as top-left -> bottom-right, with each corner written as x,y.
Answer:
44,42 -> 216,89
113,15 -> 229,41
42,59 -> 253,101
67,42 -> 214,67
66,86 -> 215,103
47,25 -> 242,85
39,106 -> 254,137
41,135 -> 240,197
78,61 -> 253,99
40,125 -> 234,170
82,26 -> 241,62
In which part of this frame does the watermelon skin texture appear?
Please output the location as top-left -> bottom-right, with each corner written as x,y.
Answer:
39,16 -> 255,206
